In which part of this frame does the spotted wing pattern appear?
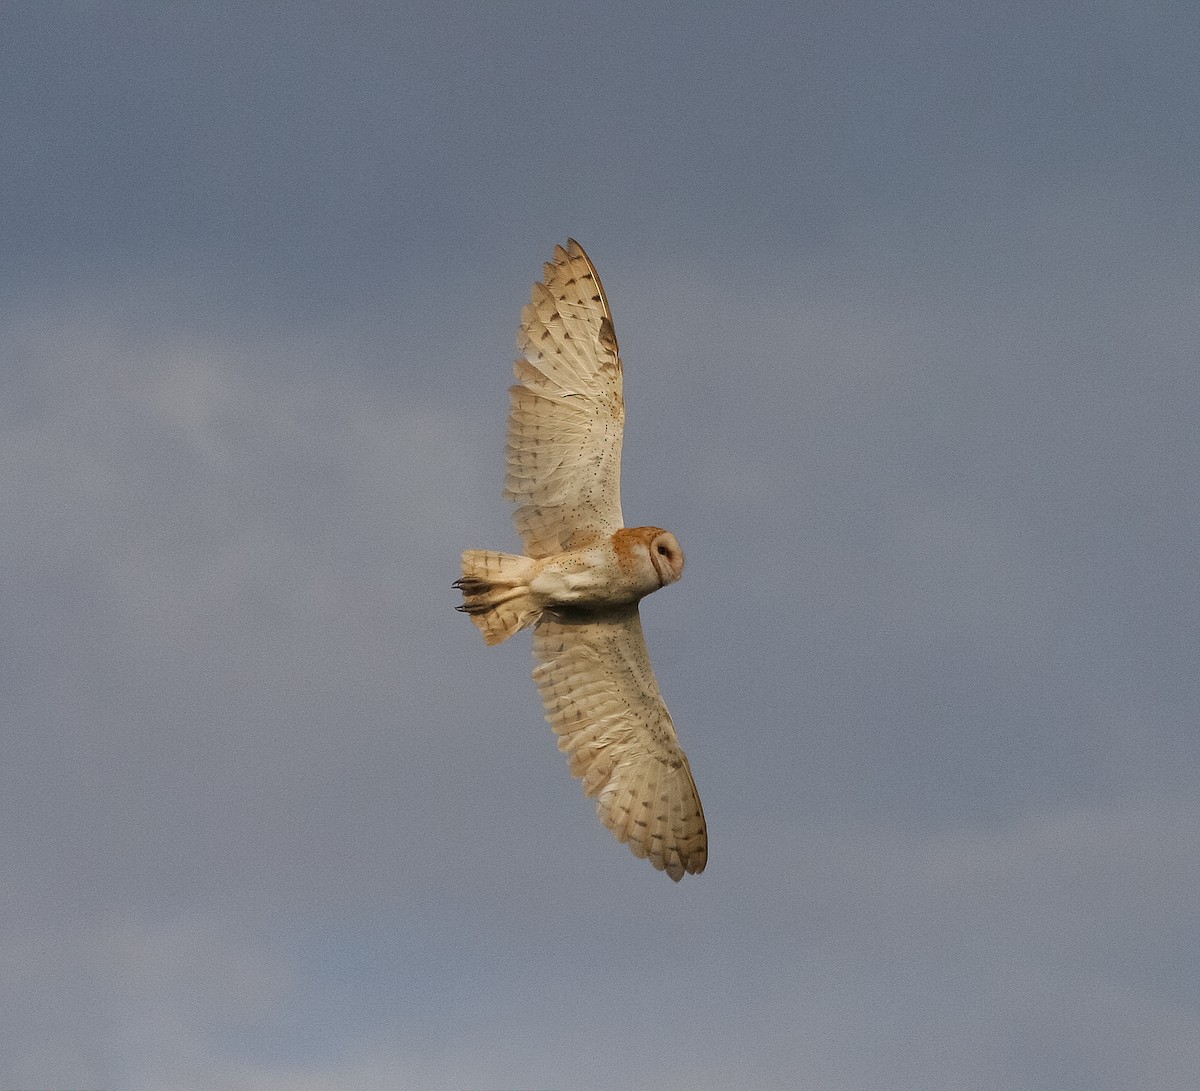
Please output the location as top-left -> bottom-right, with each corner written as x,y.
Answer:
504,240 -> 625,558
532,608 -> 707,880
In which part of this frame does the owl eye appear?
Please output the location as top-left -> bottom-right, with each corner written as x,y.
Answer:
656,544 -> 669,557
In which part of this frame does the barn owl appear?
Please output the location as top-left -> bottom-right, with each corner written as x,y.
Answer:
454,240 -> 707,881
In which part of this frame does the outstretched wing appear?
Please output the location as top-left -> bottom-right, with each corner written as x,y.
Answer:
504,240 -> 625,558
531,608 -> 707,880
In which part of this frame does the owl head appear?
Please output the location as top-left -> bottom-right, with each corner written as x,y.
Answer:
611,526 -> 685,593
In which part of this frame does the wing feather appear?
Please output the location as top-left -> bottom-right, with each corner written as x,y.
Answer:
531,608 -> 707,880
504,240 -> 625,558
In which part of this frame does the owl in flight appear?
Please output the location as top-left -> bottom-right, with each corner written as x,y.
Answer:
455,240 -> 707,880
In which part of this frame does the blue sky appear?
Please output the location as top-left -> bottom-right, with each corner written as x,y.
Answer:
4,3 -> 1199,1088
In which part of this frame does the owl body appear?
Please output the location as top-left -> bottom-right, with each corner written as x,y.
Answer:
456,527 -> 683,639
531,526 -> 684,611
455,240 -> 706,881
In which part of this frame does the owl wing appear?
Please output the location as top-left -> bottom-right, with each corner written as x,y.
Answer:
532,608 -> 707,880
504,240 -> 625,558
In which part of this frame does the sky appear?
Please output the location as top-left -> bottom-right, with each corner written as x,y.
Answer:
3,2 -> 1198,1088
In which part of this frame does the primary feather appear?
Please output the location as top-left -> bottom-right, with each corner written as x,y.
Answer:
504,240 -> 626,558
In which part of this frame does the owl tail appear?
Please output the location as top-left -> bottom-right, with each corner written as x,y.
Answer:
454,550 -> 541,646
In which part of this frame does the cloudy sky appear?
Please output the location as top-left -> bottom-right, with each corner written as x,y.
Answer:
4,3 -> 1198,1088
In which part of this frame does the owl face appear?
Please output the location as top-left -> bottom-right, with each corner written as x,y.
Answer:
647,530 -> 685,587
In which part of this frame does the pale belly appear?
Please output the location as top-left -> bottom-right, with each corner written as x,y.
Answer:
529,550 -> 650,610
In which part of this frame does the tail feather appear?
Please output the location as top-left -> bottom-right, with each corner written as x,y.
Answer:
454,550 -> 540,645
